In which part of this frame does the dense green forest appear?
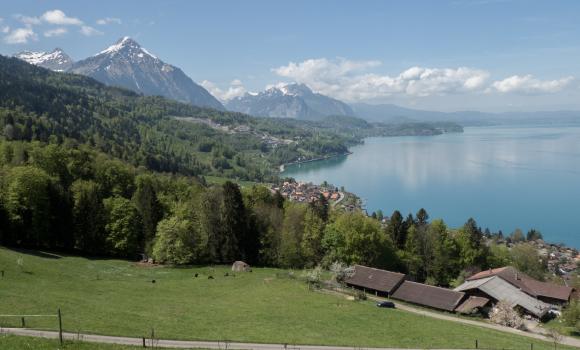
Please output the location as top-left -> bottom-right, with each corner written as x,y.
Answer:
0,55 -> 357,182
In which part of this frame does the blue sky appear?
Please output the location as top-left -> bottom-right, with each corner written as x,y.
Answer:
1,0 -> 580,112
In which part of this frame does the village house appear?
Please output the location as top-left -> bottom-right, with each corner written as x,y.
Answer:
454,266 -> 574,318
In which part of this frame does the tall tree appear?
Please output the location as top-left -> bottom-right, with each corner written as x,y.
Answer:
5,166 -> 52,247
71,180 -> 106,254
104,196 -> 143,257
132,174 -> 163,252
279,204 -> 306,268
386,210 -> 406,249
323,211 -> 397,269
221,181 -> 252,262
301,206 -> 326,266
416,208 -> 429,226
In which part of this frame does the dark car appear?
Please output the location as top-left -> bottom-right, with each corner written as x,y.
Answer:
376,301 -> 396,308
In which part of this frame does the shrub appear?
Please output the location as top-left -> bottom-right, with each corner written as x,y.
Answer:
354,289 -> 367,301
489,301 -> 525,330
562,299 -> 580,331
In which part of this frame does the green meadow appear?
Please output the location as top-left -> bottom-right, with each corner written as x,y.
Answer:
0,247 -> 573,349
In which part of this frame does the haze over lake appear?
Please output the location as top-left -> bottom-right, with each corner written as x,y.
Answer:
283,125 -> 580,248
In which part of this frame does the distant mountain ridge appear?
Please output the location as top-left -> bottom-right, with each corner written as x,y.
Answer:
226,83 -> 354,120
14,37 -> 224,111
351,103 -> 580,126
14,48 -> 73,72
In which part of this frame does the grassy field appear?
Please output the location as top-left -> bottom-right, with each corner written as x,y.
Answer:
0,247 -> 574,350
0,334 -> 163,350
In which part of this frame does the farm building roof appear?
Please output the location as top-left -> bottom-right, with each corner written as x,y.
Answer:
455,276 -> 551,317
455,296 -> 490,314
345,265 -> 405,294
391,281 -> 465,312
467,266 -> 573,302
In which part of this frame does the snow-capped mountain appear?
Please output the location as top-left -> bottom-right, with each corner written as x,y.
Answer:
70,37 -> 224,110
14,48 -> 73,72
226,83 -> 354,120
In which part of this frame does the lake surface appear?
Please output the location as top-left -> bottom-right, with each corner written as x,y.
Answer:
283,125 -> 580,248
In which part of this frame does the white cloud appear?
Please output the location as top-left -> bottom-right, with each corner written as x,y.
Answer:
14,14 -> 41,26
272,58 -> 490,101
80,25 -> 103,36
1,26 -> 9,34
44,27 -> 68,37
96,17 -> 122,25
41,10 -> 83,26
201,79 -> 247,101
490,75 -> 574,94
4,27 -> 37,44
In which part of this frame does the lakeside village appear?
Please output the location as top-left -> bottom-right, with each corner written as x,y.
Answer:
272,179 -> 579,286
271,179 -> 362,212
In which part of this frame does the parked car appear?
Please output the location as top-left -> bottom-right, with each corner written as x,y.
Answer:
377,301 -> 395,308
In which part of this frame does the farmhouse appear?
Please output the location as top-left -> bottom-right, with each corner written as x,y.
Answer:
454,266 -> 574,318
462,267 -> 573,306
391,281 -> 466,312
345,265 -> 405,297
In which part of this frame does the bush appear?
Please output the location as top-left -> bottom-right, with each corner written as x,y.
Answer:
562,299 -> 580,331
354,289 -> 367,301
489,301 -> 525,330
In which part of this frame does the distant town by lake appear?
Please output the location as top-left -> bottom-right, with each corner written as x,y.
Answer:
283,125 -> 580,248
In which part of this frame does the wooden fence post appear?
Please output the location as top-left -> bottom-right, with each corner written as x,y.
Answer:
21,317 -> 25,328
57,308 -> 63,346
142,336 -> 146,348
475,339 -> 478,349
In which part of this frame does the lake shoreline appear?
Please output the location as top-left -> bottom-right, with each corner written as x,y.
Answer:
282,125 -> 580,249
279,151 -> 352,173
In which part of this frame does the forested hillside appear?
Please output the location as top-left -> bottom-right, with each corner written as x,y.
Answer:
0,55 -> 353,182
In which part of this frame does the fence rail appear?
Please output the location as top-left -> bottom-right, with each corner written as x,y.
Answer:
0,309 -> 63,345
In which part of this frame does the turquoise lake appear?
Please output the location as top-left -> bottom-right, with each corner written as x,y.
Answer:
283,125 -> 580,248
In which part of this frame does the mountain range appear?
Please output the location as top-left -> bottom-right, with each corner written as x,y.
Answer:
15,37 -> 224,111
14,48 -> 73,72
13,37 -> 580,125
226,83 -> 354,120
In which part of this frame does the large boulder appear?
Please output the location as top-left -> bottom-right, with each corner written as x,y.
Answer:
232,261 -> 250,272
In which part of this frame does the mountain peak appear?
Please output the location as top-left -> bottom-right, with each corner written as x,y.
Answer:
71,37 -> 224,110
97,36 -> 157,59
14,48 -> 74,72
282,83 -> 313,96
226,83 -> 353,119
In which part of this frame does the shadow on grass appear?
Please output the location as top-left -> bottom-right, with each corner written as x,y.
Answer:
8,248 -> 63,260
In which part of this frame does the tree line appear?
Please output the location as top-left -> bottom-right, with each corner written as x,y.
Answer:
0,139 -> 548,286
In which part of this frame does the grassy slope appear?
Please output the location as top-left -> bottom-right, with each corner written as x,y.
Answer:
0,247 -> 572,349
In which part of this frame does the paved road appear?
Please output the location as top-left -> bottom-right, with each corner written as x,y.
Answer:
0,328 -> 469,350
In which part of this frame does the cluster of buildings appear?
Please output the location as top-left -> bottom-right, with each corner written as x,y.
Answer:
272,181 -> 342,204
345,265 -> 575,320
529,240 -> 579,277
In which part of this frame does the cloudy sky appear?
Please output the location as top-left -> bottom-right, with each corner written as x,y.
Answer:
1,0 -> 580,112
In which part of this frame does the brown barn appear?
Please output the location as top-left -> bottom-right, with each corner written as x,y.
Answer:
466,267 -> 573,306
345,265 -> 406,297
392,281 -> 466,312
